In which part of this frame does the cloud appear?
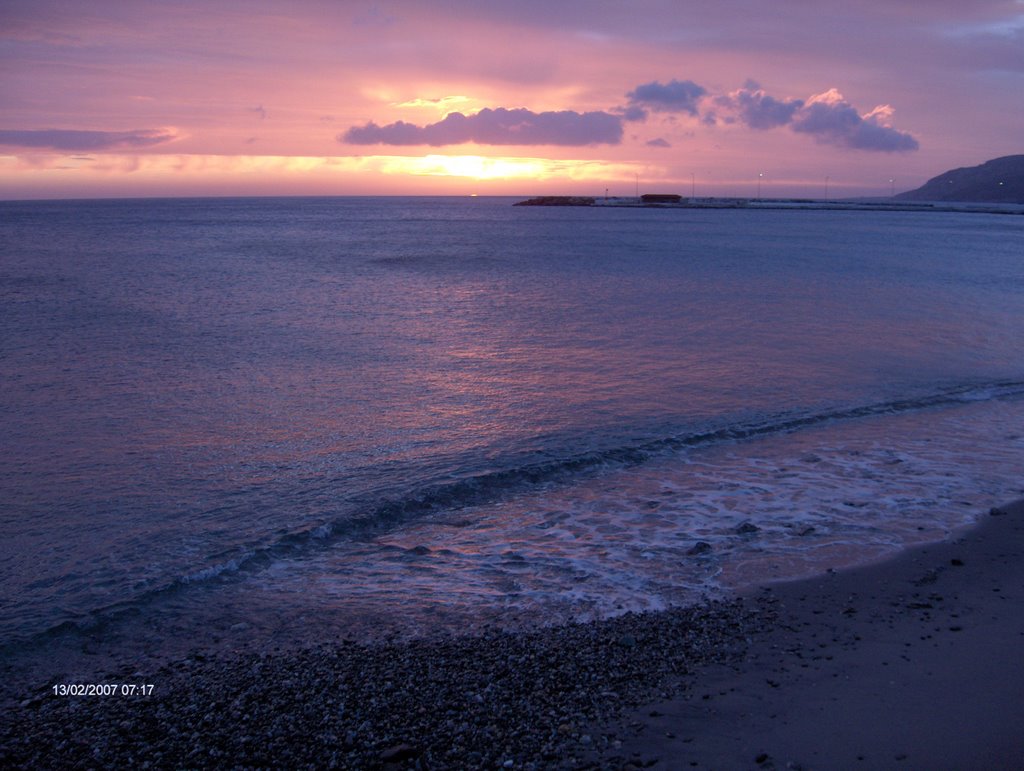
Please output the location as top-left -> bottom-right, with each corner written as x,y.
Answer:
941,19 -> 1024,73
352,6 -> 397,28
615,104 -> 650,122
715,84 -> 803,129
341,107 -> 623,146
343,81 -> 916,155
790,89 -> 919,151
696,82 -> 918,152
0,128 -> 176,151
625,79 -> 707,117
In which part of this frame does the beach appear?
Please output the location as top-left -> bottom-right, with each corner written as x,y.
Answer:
3,500 -> 1022,769
3,199 -> 1024,769
605,499 -> 1024,770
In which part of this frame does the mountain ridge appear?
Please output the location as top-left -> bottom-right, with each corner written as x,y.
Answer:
896,155 -> 1024,203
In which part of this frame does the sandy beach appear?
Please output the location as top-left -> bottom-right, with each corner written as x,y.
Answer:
2,501 -> 1022,769
603,500 -> 1024,770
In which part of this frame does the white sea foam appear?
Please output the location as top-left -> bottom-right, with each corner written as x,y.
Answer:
238,396 -> 1024,636
5,197 -> 1024,651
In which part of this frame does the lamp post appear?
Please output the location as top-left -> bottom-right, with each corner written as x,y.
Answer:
757,172 -> 763,200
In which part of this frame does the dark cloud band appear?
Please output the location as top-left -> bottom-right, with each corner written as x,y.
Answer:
341,80 -> 917,153
341,107 -> 623,146
0,128 -> 176,151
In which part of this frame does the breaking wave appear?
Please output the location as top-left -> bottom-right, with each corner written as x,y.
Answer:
11,378 -> 1024,648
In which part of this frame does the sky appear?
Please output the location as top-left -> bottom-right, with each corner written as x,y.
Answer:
1,0 -> 1022,199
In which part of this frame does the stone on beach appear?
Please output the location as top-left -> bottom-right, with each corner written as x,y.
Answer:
5,502 -> 1021,769
0,599 -> 764,769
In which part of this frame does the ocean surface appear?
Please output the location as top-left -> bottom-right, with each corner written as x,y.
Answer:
2,196 -> 1023,675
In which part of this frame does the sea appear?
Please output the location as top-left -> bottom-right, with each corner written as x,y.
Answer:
2,196 -> 1023,686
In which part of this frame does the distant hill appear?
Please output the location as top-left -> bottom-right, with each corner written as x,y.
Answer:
896,155 -> 1024,203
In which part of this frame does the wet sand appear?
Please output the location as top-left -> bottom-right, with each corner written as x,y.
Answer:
602,500 -> 1024,770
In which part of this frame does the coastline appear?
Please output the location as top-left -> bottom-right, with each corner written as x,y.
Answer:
602,499 -> 1024,770
2,502 -> 1022,769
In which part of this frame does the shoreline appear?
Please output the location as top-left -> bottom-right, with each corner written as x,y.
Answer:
2,502 -> 1022,769
601,500 -> 1024,770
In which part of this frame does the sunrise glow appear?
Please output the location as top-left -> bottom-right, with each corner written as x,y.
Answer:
1,2 -> 1021,199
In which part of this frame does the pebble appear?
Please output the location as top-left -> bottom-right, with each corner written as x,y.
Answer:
0,599 -> 767,769
380,743 -> 418,762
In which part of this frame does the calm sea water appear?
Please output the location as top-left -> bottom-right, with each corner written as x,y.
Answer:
2,196 -> 1023,669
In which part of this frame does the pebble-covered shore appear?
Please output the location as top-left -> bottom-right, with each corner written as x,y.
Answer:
0,599 -> 770,769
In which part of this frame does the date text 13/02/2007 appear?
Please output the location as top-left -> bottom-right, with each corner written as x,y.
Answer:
52,684 -> 154,697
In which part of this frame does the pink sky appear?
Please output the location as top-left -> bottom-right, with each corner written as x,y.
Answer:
1,0 -> 1021,199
